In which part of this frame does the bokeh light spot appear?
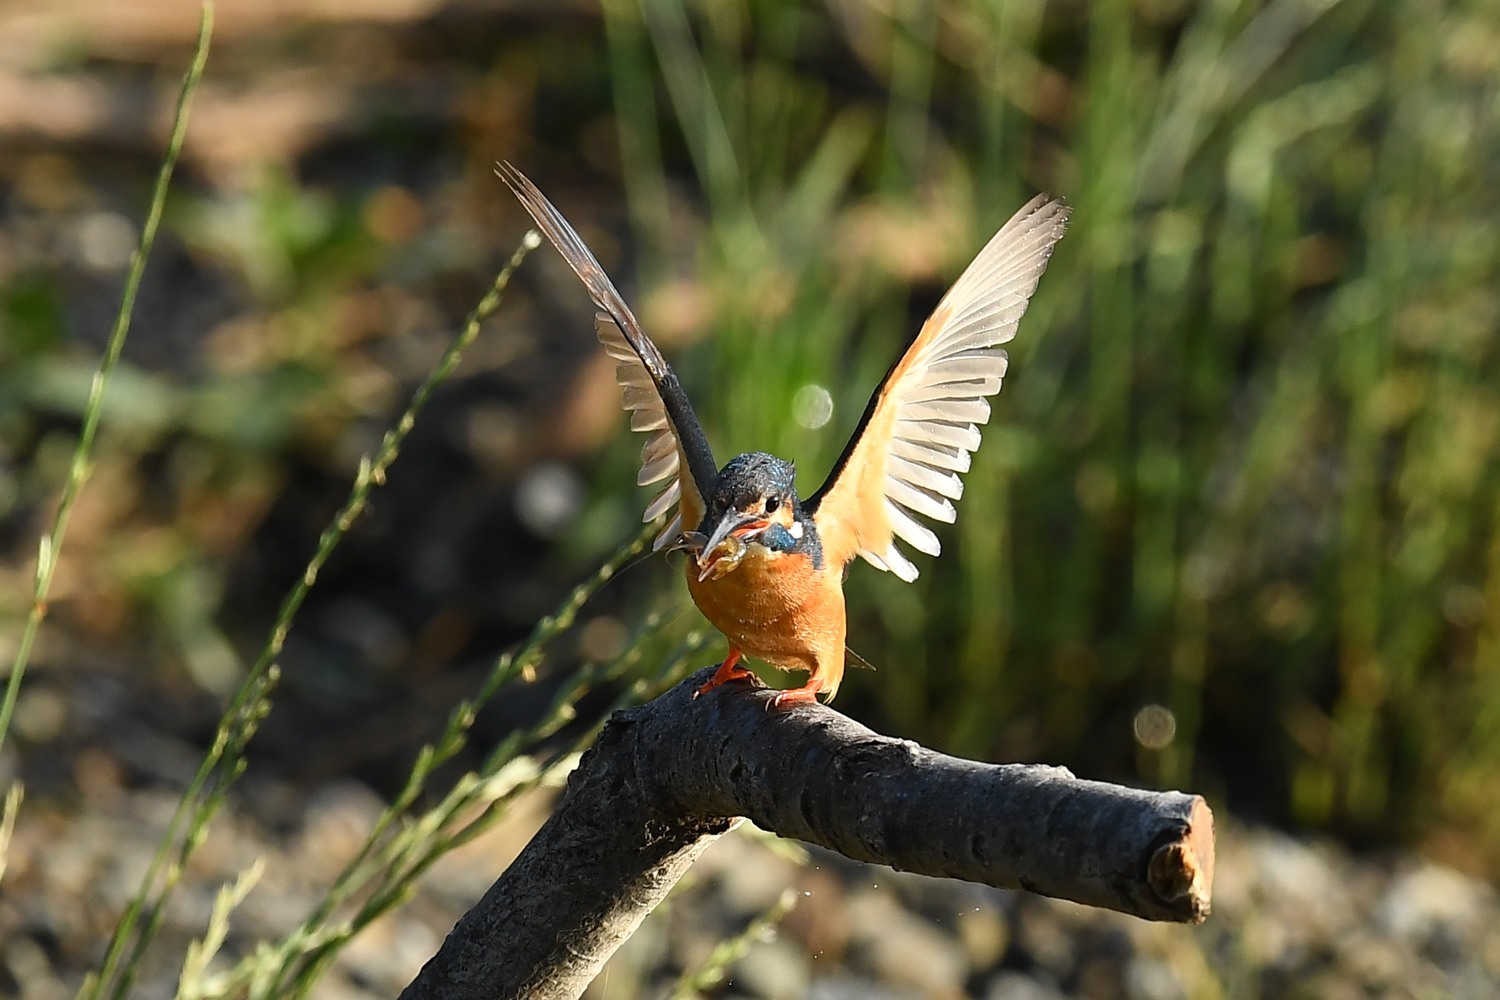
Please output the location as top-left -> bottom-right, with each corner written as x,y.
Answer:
1133,704 -> 1177,750
793,383 -> 834,429
516,462 -> 583,538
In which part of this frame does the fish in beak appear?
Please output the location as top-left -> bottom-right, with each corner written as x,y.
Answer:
695,509 -> 769,582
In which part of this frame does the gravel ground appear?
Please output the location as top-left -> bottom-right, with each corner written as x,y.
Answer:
4,767 -> 1496,1000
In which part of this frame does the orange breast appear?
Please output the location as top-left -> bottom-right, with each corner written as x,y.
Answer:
684,545 -> 847,676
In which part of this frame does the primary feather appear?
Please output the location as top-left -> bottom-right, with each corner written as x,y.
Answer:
499,162 -> 716,548
807,195 -> 1069,581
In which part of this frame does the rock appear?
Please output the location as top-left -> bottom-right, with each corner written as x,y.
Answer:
984,971 -> 1069,1000
297,781 -> 385,874
956,904 -> 1009,972
1377,861 -> 1495,967
1125,956 -> 1186,1000
782,867 -> 852,962
732,937 -> 811,1000
808,973 -> 922,1000
1011,902 -> 1076,979
1248,832 -> 1356,940
844,888 -> 969,999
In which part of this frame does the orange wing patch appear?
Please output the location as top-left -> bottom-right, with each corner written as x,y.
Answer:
810,196 -> 1070,581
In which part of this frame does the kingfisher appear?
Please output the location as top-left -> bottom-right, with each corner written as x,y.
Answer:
501,163 -> 1067,709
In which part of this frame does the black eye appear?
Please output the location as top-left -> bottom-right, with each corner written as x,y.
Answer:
765,495 -> 781,515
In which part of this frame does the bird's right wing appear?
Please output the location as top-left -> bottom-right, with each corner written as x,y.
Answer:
499,163 -> 717,546
806,195 -> 1069,580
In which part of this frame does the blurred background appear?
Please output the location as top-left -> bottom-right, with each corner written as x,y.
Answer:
2,0 -> 1498,997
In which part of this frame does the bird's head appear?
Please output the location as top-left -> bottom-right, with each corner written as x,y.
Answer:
692,452 -> 801,581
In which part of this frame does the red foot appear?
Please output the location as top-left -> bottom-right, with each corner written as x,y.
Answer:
768,680 -> 825,711
694,648 -> 754,698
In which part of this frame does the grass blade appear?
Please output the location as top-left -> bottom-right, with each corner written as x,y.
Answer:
0,6 -> 213,770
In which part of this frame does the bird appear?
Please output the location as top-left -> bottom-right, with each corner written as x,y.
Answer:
500,162 -> 1068,709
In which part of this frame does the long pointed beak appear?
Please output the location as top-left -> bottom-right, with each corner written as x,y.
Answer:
695,510 -> 769,579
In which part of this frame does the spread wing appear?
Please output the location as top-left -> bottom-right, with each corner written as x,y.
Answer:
499,162 -> 716,548
805,195 -> 1069,581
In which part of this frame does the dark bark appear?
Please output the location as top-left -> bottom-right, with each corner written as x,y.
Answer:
400,667 -> 1215,1000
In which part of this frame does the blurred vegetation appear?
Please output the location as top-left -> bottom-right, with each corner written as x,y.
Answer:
2,0 -> 1498,886
590,0 -> 1500,870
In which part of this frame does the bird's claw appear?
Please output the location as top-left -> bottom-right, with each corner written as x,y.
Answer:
766,685 -> 823,711
693,655 -> 755,699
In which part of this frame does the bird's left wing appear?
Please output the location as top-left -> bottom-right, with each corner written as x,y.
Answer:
806,195 -> 1069,581
500,163 -> 717,547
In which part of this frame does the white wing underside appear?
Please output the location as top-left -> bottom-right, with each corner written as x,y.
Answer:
857,195 -> 1069,582
599,194 -> 1066,574
596,314 -> 687,550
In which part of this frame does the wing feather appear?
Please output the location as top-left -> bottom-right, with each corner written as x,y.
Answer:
890,437 -> 972,473
597,311 -> 709,546
885,499 -> 941,556
500,163 -> 714,548
900,422 -> 983,451
899,398 -> 993,425
886,478 -> 957,523
644,478 -> 681,522
807,194 -> 1069,580
887,456 -> 964,499
905,378 -> 1004,402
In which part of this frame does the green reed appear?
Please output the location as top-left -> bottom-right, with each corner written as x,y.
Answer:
600,0 -> 1500,858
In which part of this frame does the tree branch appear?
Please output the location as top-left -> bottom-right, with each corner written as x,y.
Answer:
400,667 -> 1215,1000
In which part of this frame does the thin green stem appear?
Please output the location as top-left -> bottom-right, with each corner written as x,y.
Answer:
177,584 -> 702,997
1,5 -> 212,773
251,528 -> 660,993
0,784 -> 21,884
274,624 -> 711,1000
84,218 -> 543,1000
669,888 -> 798,999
